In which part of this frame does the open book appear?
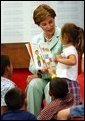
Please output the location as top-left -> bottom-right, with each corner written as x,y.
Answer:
25,42 -> 54,70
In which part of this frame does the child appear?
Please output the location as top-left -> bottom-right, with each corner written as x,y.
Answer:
1,87 -> 37,120
1,55 -> 16,114
56,53 -> 84,120
37,77 -> 74,120
54,23 -> 84,105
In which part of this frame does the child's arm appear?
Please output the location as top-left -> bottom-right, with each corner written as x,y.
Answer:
54,54 -> 76,66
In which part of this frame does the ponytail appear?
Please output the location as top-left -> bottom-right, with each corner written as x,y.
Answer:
76,27 -> 84,54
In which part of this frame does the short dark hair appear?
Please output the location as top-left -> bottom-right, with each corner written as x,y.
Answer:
5,88 -> 25,110
33,4 -> 56,25
49,77 -> 69,98
1,55 -> 10,75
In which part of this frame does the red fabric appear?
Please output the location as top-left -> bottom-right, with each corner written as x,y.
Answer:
71,117 -> 84,120
11,69 -> 31,92
77,73 -> 84,102
78,52 -> 82,75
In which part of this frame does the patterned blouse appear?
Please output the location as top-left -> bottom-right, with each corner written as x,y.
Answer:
1,76 -> 16,106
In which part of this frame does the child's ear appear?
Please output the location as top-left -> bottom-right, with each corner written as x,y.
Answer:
5,65 -> 10,72
49,90 -> 52,96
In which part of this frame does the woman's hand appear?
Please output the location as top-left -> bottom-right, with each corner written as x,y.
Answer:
41,66 -> 48,73
26,74 -> 38,84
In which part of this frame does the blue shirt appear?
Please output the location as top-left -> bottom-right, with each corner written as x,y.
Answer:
1,110 -> 37,120
70,105 -> 84,117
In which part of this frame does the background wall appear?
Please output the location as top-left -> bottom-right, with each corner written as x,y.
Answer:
1,1 -> 84,43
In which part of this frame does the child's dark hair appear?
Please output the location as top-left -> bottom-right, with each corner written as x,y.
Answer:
5,88 -> 26,110
61,23 -> 84,53
49,77 -> 69,98
1,55 -> 10,76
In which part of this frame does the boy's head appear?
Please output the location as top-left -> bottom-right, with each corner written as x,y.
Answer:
49,77 -> 69,99
1,55 -> 13,77
5,87 -> 26,110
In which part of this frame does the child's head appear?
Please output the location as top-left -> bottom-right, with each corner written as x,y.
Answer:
61,23 -> 84,52
1,55 -> 13,77
5,87 -> 26,110
49,77 -> 69,99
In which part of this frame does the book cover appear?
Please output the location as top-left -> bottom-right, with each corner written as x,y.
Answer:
25,42 -> 54,71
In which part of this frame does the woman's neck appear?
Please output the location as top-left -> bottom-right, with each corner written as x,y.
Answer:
44,29 -> 55,41
45,34 -> 53,39
44,37 -> 52,42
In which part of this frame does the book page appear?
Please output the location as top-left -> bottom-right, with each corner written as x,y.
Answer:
26,42 -> 56,73
25,43 -> 34,61
39,45 -> 53,65
31,43 -> 44,70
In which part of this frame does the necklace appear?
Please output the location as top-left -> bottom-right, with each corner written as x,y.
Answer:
44,36 -> 53,42
44,34 -> 54,42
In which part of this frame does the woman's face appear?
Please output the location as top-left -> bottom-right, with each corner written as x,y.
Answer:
39,16 -> 55,38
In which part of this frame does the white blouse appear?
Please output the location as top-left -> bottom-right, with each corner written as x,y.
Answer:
1,77 -> 16,106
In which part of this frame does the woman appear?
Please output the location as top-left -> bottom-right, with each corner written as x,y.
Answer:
26,4 -> 63,116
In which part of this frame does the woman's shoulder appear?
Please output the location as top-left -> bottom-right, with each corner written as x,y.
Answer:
32,32 -> 44,43
55,26 -> 61,36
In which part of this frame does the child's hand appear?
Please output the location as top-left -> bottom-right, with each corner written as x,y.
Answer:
54,55 -> 63,63
47,67 -> 54,75
54,57 -> 58,63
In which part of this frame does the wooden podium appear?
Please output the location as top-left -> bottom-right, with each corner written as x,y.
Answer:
1,43 -> 30,68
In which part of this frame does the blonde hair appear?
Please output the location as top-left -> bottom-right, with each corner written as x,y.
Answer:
33,4 -> 56,25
